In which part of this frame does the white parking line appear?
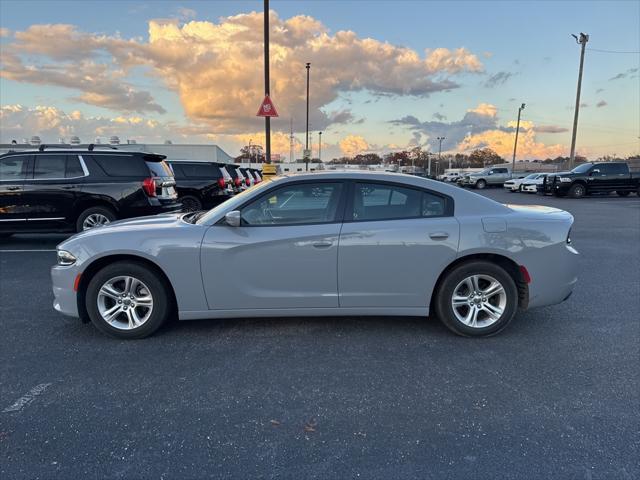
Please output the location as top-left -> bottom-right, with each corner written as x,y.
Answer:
0,249 -> 56,252
3,383 -> 52,413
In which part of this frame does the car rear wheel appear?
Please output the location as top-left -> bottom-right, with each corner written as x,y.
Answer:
616,191 -> 630,197
85,261 -> 171,339
77,206 -> 116,232
434,261 -> 518,337
568,183 -> 586,199
181,195 -> 203,212
476,179 -> 486,189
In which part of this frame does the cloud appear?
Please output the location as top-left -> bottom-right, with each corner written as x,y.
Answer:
390,102 -> 565,159
432,112 -> 447,121
177,7 -> 197,20
1,13 -> 484,133
596,100 -> 607,108
484,71 -> 515,88
0,27 -> 11,38
0,52 -> 166,114
339,135 -> 370,156
609,68 -> 638,81
467,103 -> 497,117
532,125 -> 569,133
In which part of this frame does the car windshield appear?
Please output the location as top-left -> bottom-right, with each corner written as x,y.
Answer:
524,174 -> 538,179
571,163 -> 594,174
196,178 -> 277,225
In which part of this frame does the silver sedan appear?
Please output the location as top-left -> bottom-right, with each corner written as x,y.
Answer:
52,171 -> 579,339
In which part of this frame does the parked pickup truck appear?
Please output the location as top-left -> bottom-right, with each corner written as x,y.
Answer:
458,167 -> 527,189
542,161 -> 640,198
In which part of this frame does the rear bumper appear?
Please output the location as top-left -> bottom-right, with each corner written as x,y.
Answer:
526,244 -> 579,309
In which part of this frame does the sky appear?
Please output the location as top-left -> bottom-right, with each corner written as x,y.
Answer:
0,0 -> 638,160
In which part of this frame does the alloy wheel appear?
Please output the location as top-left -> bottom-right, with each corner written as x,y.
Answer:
83,213 -> 111,230
451,274 -> 507,328
97,276 -> 154,330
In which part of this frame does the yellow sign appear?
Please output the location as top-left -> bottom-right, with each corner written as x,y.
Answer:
262,164 -> 277,176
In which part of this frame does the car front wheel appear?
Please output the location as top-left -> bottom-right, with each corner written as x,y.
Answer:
434,261 -> 518,337
568,183 -> 586,199
475,179 -> 486,189
85,261 -> 171,339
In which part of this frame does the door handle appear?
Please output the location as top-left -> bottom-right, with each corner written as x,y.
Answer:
429,232 -> 449,240
312,241 -> 333,248
6,186 -> 21,191
62,185 -> 78,190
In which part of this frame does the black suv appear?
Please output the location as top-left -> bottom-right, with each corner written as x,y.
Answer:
0,146 -> 180,235
167,160 -> 234,211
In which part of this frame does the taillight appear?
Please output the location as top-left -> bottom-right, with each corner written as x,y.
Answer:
142,177 -> 157,197
217,177 -> 226,188
245,177 -> 251,186
234,178 -> 241,187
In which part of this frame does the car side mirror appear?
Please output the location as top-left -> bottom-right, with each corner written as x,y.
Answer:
225,210 -> 241,227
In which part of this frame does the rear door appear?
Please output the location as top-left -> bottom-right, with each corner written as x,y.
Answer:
338,181 -> 459,308
0,154 -> 31,226
489,168 -> 509,184
23,154 -> 87,229
589,163 -> 619,192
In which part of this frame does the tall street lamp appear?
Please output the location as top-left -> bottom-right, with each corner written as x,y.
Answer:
305,62 -> 311,171
318,131 -> 322,162
512,103 -> 526,172
437,136 -> 446,169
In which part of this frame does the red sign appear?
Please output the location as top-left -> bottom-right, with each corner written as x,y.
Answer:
256,95 -> 279,117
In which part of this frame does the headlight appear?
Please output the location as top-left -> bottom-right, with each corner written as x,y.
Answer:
57,250 -> 77,266
559,177 -> 572,183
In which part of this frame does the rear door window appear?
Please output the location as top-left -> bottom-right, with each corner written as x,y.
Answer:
352,183 -> 448,221
0,155 -> 30,181
65,155 -> 85,178
33,155 -> 67,179
91,155 -> 148,177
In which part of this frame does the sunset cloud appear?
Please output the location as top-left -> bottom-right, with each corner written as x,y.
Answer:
1,12 -> 484,133
339,135 -> 370,156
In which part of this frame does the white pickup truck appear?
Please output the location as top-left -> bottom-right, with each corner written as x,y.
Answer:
458,167 -> 528,189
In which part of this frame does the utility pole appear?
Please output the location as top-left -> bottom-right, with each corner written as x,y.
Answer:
263,0 -> 271,164
305,62 -> 311,171
512,103 -> 525,172
569,32 -> 589,170
289,117 -> 294,163
427,152 -> 432,177
437,137 -> 445,170
318,131 -> 322,162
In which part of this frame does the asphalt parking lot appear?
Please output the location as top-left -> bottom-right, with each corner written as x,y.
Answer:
1,188 -> 638,479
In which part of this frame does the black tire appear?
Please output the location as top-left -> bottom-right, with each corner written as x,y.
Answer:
180,195 -> 203,212
76,206 -> 116,232
433,261 -> 518,337
568,183 -> 586,199
85,261 -> 171,339
476,179 -> 487,190
616,190 -> 630,197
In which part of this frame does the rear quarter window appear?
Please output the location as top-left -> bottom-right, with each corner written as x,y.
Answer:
146,160 -> 174,178
178,163 -> 222,179
90,155 -> 148,177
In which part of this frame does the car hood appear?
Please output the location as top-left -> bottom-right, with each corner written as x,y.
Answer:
63,213 -> 186,243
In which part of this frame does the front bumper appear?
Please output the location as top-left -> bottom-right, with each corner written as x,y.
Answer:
521,184 -> 538,193
51,264 -> 80,318
542,179 -> 571,195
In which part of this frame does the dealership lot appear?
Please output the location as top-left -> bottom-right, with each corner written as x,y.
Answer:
1,189 -> 638,479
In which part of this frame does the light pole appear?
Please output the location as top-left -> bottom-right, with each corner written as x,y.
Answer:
427,152 -> 432,177
305,62 -> 311,171
437,136 -> 446,170
512,103 -> 525,172
569,33 -> 589,170
318,131 -> 322,162
435,161 -> 440,178
263,0 -> 271,164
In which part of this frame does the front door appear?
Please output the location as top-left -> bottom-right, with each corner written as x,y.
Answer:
201,181 -> 345,310
0,154 -> 31,228
338,181 -> 459,308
